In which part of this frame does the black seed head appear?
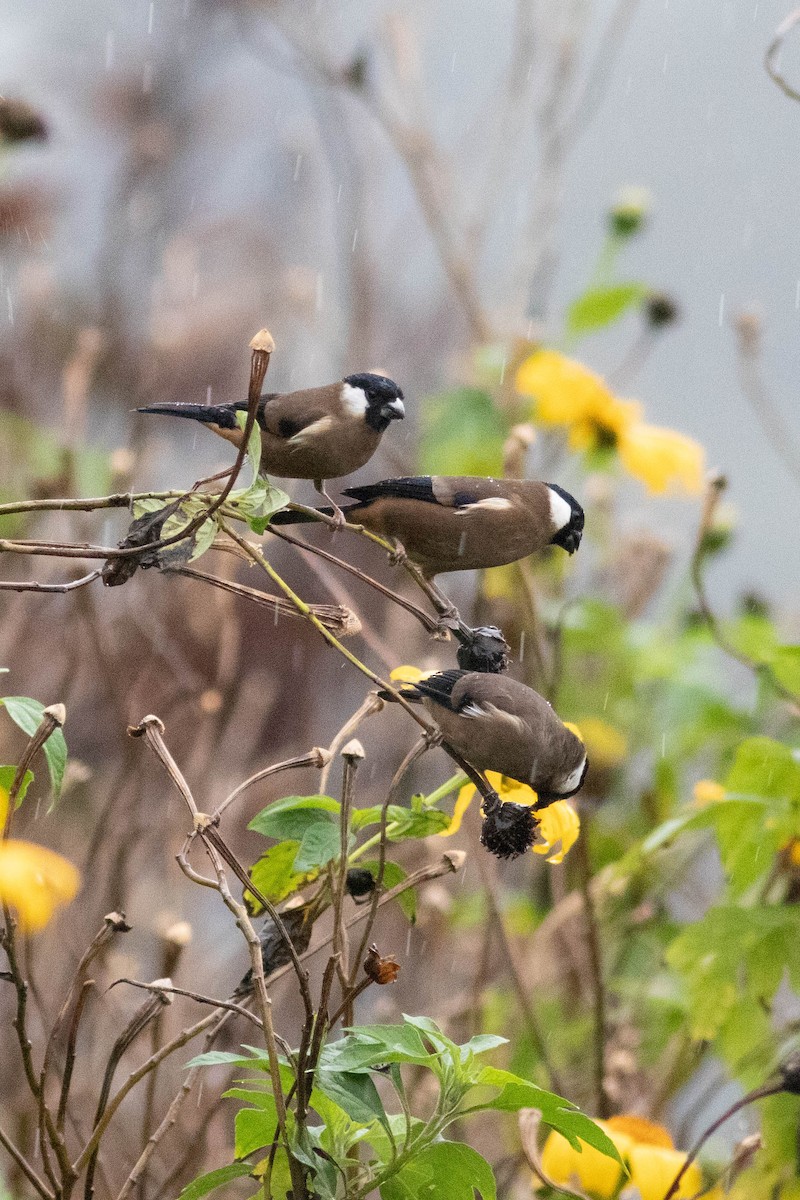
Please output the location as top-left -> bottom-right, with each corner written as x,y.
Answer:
346,868 -> 376,900
480,800 -> 536,860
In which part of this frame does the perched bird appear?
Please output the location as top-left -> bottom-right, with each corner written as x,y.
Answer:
270,475 -> 583,577
139,372 -> 405,518
392,669 -> 588,804
233,902 -> 315,998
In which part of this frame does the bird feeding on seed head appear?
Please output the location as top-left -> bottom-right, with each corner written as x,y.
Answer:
388,669 -> 588,804
269,474 -> 584,577
138,373 -> 406,521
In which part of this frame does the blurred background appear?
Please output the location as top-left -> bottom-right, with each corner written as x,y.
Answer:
1,2 -> 800,1197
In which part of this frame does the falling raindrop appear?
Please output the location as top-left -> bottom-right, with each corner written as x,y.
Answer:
147,1 -> 154,36
6,289 -> 13,324
351,228 -> 359,252
718,294 -> 725,326
105,31 -> 115,71
519,631 -> 526,662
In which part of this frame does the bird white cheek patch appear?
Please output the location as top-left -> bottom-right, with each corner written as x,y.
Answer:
548,487 -> 573,531
340,383 -> 370,416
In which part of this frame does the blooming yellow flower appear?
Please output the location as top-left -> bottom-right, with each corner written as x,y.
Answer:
788,840 -> 800,868
571,717 -> 627,770
515,349 -> 640,452
540,1114 -> 704,1200
617,422 -> 705,495
0,839 -> 80,931
516,348 -> 705,496
692,779 -> 726,807
439,772 -> 580,864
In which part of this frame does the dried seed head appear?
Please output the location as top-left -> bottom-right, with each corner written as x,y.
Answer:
341,739 -> 366,762
480,799 -> 536,860
249,328 -> 275,354
363,944 -> 400,984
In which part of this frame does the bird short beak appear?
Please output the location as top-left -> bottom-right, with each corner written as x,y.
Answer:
564,528 -> 582,554
382,398 -> 405,421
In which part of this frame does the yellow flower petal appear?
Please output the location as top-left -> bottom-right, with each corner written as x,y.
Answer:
516,349 -> 641,451
573,717 -> 627,770
0,785 -> 8,830
390,665 -> 431,685
786,839 -> 800,868
617,422 -> 705,495
438,782 -> 477,837
540,1122 -> 630,1198
606,1115 -> 674,1148
532,800 -> 580,864
627,1144 -> 702,1200
693,779 -> 726,807
0,840 -> 80,931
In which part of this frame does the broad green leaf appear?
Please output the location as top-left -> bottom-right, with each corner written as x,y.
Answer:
186,1050 -> 268,1070
567,282 -> 646,335
352,804 -> 452,840
1,696 -> 67,800
466,1067 -> 623,1164
315,1068 -> 389,1129
419,388 -> 510,477
321,1027 -> 435,1071
249,795 -> 340,840
179,1163 -> 252,1200
293,821 -> 344,873
0,765 -> 34,809
246,841 -> 309,910
725,737 -> 800,803
235,1102 -> 279,1158
360,860 -> 416,923
773,645 -> 800,694
235,410 -> 264,489
380,1142 -> 497,1200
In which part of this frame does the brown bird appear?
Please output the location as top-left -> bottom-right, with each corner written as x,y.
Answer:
395,669 -> 588,803
139,373 -> 405,518
270,475 -> 583,577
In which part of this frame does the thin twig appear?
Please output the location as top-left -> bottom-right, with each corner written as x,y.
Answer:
477,853 -> 565,1096
691,476 -> 799,706
0,1121 -> 54,1200
765,8 -> 800,102
110,978 -> 264,1030
215,747 -> 331,821
0,570 -> 101,594
573,817 -> 609,1118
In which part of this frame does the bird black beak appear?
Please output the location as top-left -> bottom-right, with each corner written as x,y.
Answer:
563,528 -> 582,554
381,398 -> 405,421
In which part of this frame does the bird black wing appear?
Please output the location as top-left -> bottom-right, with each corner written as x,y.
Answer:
404,670 -> 469,711
342,477 -> 438,506
342,476 -> 506,509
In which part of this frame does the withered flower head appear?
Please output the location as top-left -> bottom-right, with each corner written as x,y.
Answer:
644,292 -> 680,328
363,944 -> 400,985
0,99 -> 48,144
480,794 -> 537,860
456,625 -> 511,674
346,868 -> 375,903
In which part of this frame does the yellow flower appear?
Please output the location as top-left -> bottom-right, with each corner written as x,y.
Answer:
390,665 -> 433,685
533,799 -> 580,864
0,839 -> 80,931
788,840 -> 800,868
617,422 -> 705,495
692,779 -> 726,807
515,349 -> 640,451
516,348 -> 705,496
571,717 -> 627,770
541,1114 -> 704,1200
439,772 -> 580,863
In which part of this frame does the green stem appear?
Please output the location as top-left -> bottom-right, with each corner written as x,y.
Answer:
349,773 -> 467,862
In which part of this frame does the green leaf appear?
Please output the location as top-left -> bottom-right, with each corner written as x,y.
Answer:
352,804 -> 452,840
246,841 -> 308,910
380,1142 -> 496,1200
235,1101 -> 279,1158
321,1026 -> 435,1071
566,282 -> 646,335
419,388 -> 510,477
185,1050 -> 269,1070
293,821 -> 343,873
1,696 -> 67,801
725,737 -> 800,803
315,1068 -> 389,1129
179,1163 -> 252,1200
234,410 -> 264,489
248,795 -> 340,840
360,860 -> 416,923
0,765 -> 34,809
467,1067 -> 623,1164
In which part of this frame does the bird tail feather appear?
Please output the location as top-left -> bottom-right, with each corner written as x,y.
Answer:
138,402 -> 241,431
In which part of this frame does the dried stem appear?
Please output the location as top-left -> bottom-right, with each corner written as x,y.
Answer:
0,1121 -> 54,1200
691,476 -> 799,706
215,747 -> 331,821
765,8 -> 800,102
573,817 -> 609,1118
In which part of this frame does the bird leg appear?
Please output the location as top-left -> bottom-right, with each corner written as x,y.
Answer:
314,479 -> 347,530
441,742 -> 500,808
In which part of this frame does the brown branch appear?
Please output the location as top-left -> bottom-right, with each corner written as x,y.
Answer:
0,570 -> 101,594
573,817 -> 610,1118
215,747 -> 331,821
110,978 -> 263,1030
0,1121 -> 54,1200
